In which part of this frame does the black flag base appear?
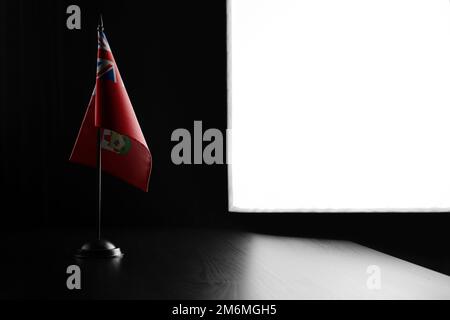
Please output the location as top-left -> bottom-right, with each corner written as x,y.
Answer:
75,239 -> 123,258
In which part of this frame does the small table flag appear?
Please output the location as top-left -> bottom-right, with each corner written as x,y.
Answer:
70,24 -> 152,192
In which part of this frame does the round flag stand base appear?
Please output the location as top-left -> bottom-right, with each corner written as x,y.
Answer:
75,239 -> 123,258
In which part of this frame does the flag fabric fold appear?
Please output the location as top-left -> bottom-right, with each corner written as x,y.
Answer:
70,29 -> 152,192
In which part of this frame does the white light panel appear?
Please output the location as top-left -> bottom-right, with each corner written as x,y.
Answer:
229,0 -> 450,212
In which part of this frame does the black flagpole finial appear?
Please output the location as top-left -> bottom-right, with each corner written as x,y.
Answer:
98,14 -> 104,32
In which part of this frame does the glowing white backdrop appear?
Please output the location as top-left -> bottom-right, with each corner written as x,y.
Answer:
229,0 -> 450,211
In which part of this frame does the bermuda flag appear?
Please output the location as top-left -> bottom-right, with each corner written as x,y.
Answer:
70,27 -> 152,191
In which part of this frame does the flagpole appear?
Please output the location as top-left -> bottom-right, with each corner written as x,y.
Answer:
97,127 -> 102,240
96,15 -> 104,241
74,15 -> 122,258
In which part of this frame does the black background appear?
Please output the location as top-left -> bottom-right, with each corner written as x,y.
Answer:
0,0 -> 228,228
0,0 -> 449,276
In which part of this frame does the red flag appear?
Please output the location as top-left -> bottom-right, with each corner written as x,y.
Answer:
70,29 -> 152,191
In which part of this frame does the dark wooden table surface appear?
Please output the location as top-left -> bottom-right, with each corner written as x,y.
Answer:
1,227 -> 449,299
